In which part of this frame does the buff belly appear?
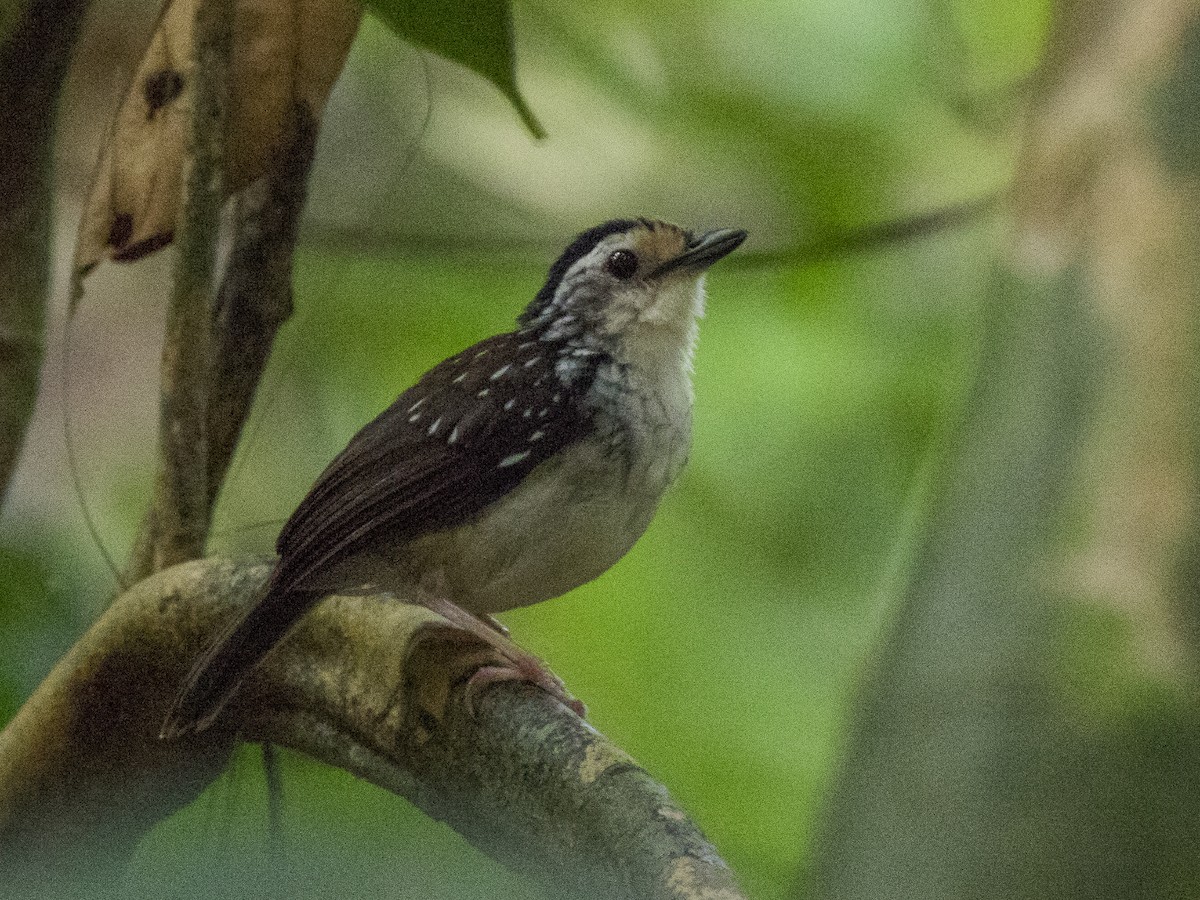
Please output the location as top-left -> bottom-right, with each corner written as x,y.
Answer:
417,438 -> 669,613
324,422 -> 687,615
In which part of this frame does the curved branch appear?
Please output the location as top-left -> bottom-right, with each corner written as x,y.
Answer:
0,557 -> 745,900
0,0 -> 91,506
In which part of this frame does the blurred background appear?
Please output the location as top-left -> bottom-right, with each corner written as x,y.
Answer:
6,0 -> 1200,897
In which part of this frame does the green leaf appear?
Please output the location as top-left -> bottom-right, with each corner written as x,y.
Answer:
365,0 -> 544,138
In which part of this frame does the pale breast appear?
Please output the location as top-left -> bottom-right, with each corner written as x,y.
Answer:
429,428 -> 682,613
423,331 -> 698,613
326,305 -> 698,614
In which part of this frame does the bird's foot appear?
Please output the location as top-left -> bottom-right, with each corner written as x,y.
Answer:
413,588 -> 584,718
466,657 -> 586,718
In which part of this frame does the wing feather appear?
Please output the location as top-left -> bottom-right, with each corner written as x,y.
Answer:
271,331 -> 596,594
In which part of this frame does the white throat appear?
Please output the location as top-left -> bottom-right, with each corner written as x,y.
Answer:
622,276 -> 706,422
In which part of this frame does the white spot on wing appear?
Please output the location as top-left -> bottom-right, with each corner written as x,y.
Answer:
504,399 -> 516,411
452,373 -> 467,384
408,413 -> 421,423
448,425 -> 460,445
427,417 -> 442,436
529,430 -> 545,442
498,450 -> 531,468
523,356 -> 542,368
408,397 -> 426,413
490,364 -> 512,381
478,388 -> 490,398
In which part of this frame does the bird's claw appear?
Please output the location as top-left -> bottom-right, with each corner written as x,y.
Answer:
412,583 -> 585,718
465,655 -> 586,718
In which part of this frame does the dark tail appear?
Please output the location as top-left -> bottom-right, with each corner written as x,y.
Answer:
160,586 -> 320,739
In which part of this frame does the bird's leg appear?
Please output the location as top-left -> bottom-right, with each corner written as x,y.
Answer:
413,573 -> 585,717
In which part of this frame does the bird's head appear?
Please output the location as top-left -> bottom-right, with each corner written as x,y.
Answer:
520,219 -> 747,363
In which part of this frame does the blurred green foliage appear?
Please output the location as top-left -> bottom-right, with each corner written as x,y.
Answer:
1149,16 -> 1200,176
0,532 -> 84,720
810,263 -> 1200,899
13,0 -> 1200,899
0,0 -> 21,47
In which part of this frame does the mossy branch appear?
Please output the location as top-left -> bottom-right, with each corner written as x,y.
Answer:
0,557 -> 745,900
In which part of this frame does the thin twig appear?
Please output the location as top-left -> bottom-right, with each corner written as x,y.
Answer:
0,0 -> 91,506
299,191 -> 1003,272
736,190 -> 1003,270
261,740 -> 285,850
125,0 -> 233,583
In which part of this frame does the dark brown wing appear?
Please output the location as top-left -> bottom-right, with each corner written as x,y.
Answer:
271,331 -> 596,594
162,331 -> 601,738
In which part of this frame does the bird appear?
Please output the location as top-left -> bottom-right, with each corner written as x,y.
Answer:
161,218 -> 747,738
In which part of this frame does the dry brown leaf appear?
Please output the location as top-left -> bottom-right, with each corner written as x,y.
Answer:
72,0 -> 361,295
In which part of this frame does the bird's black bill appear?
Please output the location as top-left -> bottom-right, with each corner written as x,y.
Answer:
652,228 -> 747,277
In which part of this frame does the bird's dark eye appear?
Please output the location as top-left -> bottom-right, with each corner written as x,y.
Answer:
604,249 -> 638,279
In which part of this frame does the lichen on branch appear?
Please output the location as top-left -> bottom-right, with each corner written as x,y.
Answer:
0,557 -> 745,900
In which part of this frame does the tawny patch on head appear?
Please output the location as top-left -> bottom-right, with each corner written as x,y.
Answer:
627,220 -> 689,269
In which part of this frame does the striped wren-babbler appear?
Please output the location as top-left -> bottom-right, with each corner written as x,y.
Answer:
162,218 -> 747,737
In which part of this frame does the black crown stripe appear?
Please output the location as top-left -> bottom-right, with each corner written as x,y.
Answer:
519,219 -> 642,325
